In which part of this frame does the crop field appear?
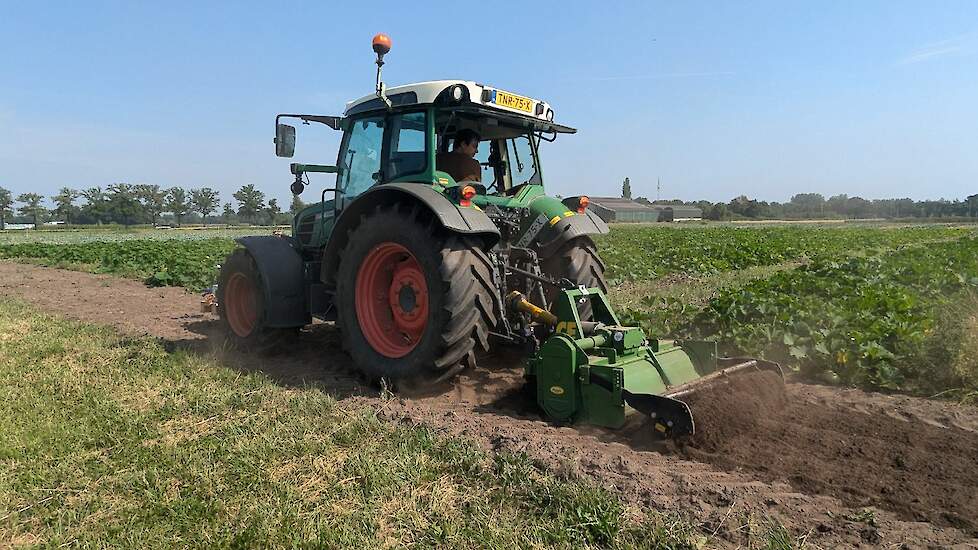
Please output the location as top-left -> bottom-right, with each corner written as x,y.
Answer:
596,224 -> 978,395
3,224 -> 975,394
2,222 -> 978,548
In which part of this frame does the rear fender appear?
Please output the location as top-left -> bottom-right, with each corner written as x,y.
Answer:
531,208 -> 609,258
320,183 -> 500,285
234,235 -> 309,328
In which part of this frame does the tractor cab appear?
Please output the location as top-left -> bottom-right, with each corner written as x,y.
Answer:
276,77 -> 580,249
277,80 -> 575,196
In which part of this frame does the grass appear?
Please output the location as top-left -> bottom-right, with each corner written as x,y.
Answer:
0,299 -> 724,549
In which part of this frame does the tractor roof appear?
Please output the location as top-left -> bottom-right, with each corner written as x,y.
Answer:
344,80 -> 576,134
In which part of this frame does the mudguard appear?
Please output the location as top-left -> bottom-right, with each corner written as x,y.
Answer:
321,182 -> 500,284
234,235 -> 309,328
533,209 -> 609,258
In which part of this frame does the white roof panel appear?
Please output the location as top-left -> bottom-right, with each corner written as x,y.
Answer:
342,80 -> 558,125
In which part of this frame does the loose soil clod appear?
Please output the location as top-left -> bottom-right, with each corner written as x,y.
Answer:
672,371 -> 978,534
679,370 -> 788,452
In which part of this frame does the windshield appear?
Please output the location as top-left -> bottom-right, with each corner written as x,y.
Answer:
435,111 -> 545,192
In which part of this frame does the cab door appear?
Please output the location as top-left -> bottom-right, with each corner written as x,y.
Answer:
333,110 -> 431,218
335,115 -> 385,212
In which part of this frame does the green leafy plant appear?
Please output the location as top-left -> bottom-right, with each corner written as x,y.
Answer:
690,237 -> 978,391
0,239 -> 237,291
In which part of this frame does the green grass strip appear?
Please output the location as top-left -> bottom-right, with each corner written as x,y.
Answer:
0,300 -> 716,549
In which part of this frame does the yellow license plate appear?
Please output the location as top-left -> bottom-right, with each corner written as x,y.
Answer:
494,91 -> 535,113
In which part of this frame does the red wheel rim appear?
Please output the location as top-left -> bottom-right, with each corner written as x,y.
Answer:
355,242 -> 429,358
225,272 -> 258,337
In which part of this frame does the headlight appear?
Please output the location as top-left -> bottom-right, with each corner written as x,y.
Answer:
451,84 -> 465,101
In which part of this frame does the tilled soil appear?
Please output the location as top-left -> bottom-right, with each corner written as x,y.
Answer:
3,261 -> 978,549
676,371 -> 978,534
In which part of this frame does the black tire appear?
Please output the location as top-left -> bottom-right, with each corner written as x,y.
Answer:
539,236 -> 609,318
335,206 -> 500,383
217,248 -> 296,353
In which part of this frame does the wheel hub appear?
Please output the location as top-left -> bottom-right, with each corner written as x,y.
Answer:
397,284 -> 417,313
355,242 -> 429,358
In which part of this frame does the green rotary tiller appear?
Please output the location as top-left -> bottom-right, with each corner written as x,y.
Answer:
510,287 -> 783,438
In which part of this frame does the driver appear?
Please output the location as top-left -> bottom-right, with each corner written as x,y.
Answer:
436,128 -> 481,183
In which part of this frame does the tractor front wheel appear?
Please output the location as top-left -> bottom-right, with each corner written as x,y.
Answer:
217,248 -> 295,352
336,206 -> 499,383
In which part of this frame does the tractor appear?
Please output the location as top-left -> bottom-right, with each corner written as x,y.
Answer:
217,34 -> 781,437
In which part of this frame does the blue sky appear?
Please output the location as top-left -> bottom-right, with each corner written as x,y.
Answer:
2,1 -> 977,207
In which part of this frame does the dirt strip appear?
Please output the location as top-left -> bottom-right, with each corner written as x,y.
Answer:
3,261 -> 978,549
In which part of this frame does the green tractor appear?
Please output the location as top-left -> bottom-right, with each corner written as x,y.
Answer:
218,34 -> 781,437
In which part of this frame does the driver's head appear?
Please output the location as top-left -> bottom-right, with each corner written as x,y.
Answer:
453,128 -> 480,158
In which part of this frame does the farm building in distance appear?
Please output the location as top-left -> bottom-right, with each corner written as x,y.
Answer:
588,197 -> 702,223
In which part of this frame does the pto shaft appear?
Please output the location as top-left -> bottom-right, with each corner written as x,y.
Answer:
506,291 -> 558,326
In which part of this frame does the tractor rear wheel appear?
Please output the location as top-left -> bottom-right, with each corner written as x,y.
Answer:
336,206 -> 499,383
540,236 -> 609,317
217,248 -> 295,352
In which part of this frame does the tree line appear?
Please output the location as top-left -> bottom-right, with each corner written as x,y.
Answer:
623,188 -> 978,221
0,184 -> 306,229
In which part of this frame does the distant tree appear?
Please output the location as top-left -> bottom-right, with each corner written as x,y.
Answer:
165,187 -> 190,226
968,194 -> 978,218
0,187 -> 12,230
106,183 -> 143,226
892,198 -> 915,219
621,177 -> 632,200
190,187 -> 220,224
788,193 -> 825,218
135,184 -> 166,225
705,203 -> 729,221
846,196 -> 872,219
265,198 -> 281,225
79,187 -> 109,224
289,195 -> 306,216
221,202 -> 235,223
17,193 -> 46,228
51,187 -> 79,224
234,184 -> 265,223
826,194 -> 849,217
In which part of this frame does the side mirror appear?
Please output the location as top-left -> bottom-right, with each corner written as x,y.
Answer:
275,123 -> 296,158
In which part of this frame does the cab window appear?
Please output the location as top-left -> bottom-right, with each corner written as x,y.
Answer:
387,111 -> 428,181
474,141 -> 494,187
338,116 -> 384,199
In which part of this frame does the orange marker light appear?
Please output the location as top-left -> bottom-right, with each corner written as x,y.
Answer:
577,195 -> 590,213
372,33 -> 392,55
460,185 -> 477,207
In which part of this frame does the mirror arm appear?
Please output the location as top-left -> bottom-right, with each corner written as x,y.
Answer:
276,113 -> 342,131
291,163 -> 338,175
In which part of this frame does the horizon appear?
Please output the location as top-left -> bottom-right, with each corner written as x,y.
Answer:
3,2 -> 977,208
